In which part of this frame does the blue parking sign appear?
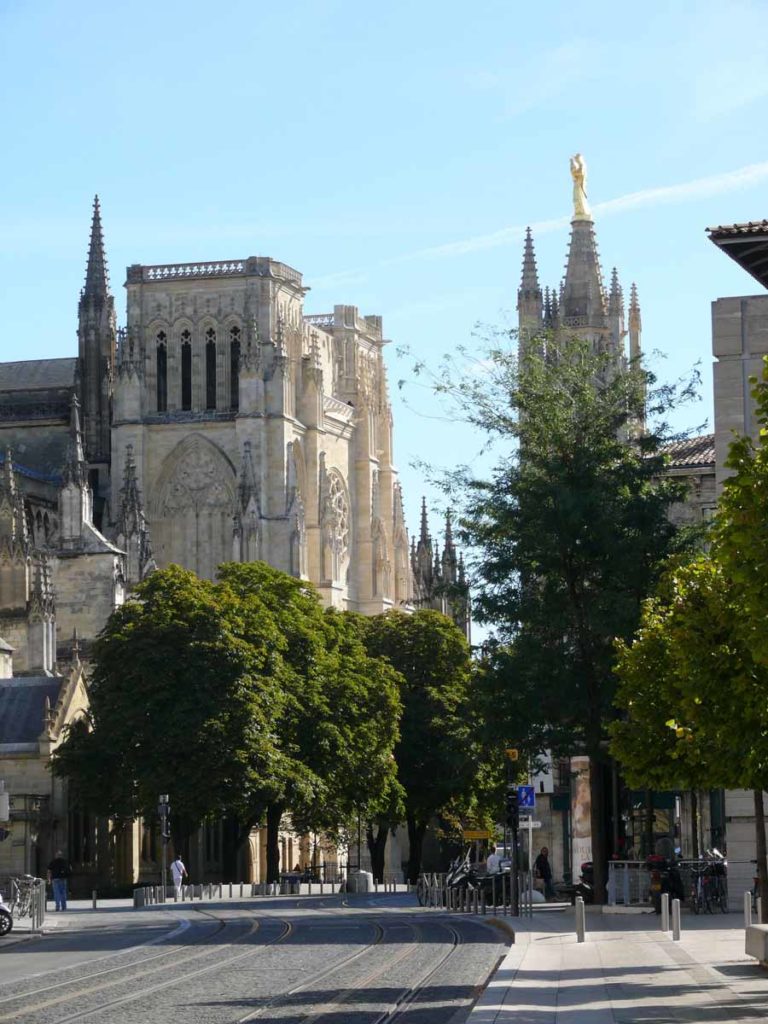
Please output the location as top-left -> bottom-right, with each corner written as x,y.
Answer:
517,785 -> 535,809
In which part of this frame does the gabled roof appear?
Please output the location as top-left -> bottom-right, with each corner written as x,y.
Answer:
661,434 -> 715,469
0,676 -> 62,745
707,221 -> 768,290
0,359 -> 77,392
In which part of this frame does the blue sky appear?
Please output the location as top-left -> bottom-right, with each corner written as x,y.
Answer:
1,0 -> 767,548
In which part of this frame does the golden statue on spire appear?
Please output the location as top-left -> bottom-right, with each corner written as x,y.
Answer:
570,153 -> 592,221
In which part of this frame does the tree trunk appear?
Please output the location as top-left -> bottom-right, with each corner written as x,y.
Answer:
589,757 -> 607,904
366,823 -> 389,883
754,789 -> 768,924
406,815 -> 427,884
266,803 -> 283,884
690,790 -> 699,860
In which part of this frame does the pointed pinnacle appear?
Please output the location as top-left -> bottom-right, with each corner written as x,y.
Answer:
629,282 -> 642,327
608,268 -> 623,316
83,194 -> 110,296
444,509 -> 455,550
420,496 -> 429,544
63,394 -> 87,485
519,226 -> 541,293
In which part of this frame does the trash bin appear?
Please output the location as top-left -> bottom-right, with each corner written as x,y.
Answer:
346,871 -> 374,893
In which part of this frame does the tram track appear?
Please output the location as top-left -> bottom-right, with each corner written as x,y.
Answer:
0,908 -> 293,1024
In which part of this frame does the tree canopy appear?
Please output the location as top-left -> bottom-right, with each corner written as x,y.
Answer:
414,337 -> 697,899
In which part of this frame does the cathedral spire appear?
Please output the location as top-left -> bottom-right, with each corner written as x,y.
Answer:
419,496 -> 429,545
63,394 -> 87,487
83,195 -> 110,297
561,196 -> 607,337
628,282 -> 642,362
517,227 -> 544,345
78,195 -> 116,463
115,445 -> 154,584
608,268 -> 622,317
0,448 -> 28,550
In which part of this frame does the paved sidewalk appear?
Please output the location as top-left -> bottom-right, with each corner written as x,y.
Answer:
471,909 -> 768,1023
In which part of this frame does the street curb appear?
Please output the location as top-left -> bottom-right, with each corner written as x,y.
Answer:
484,916 -> 516,943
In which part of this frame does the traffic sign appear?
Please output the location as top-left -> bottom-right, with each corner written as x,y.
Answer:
517,784 -> 535,809
519,817 -> 542,829
462,829 -> 491,840
505,748 -> 519,761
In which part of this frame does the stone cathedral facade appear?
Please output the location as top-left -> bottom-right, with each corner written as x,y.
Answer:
0,199 -> 468,883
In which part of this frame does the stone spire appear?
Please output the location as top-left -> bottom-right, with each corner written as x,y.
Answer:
78,195 -> 116,463
608,268 -> 625,365
115,445 -> 154,584
83,195 -> 110,297
0,448 -> 28,552
517,227 -> 544,347
628,282 -> 642,362
62,394 -> 87,487
441,510 -> 458,584
560,157 -> 607,343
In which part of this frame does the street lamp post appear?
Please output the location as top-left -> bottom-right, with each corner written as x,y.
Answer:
158,794 -> 170,901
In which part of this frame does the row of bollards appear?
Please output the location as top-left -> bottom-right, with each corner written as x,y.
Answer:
658,893 -> 681,941
133,879 -> 411,908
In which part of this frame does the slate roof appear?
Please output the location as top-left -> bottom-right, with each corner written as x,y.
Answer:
0,429 -> 68,482
0,676 -> 62,745
707,222 -> 768,290
0,359 -> 77,392
661,434 -> 716,469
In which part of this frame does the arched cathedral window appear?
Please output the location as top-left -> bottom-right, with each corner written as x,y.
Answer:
205,327 -> 216,410
230,326 -> 240,412
181,330 -> 192,411
156,331 -> 167,412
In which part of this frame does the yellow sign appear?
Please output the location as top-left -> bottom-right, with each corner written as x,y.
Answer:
462,829 -> 491,840
505,748 -> 519,761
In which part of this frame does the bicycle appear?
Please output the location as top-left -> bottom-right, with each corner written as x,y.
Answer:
689,863 -> 711,915
9,875 -> 36,919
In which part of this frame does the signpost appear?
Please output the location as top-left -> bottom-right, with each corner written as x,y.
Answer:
158,794 -> 170,901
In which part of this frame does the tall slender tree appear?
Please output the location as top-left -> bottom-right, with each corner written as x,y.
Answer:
419,337 -> 694,900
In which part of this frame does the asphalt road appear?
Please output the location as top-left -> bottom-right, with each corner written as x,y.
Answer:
0,893 -> 509,1024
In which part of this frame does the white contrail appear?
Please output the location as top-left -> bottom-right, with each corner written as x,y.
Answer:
308,159 -> 768,288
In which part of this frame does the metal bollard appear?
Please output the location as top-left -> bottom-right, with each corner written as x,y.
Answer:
672,898 -> 681,941
481,892 -> 486,915
229,883 -> 233,899
759,896 -> 764,924
308,881 -> 312,896
320,880 -> 324,895
92,890 -> 98,910
744,891 -> 752,927
661,892 -> 670,932
575,896 -> 586,943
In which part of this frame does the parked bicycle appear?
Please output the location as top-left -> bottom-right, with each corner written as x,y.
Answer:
689,850 -> 728,914
9,875 -> 36,919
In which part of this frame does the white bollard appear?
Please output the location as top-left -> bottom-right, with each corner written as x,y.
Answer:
745,891 -> 753,927
672,898 -> 681,941
575,896 -> 586,943
661,892 -> 670,932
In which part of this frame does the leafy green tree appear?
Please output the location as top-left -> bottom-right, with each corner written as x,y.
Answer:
53,565 -> 286,872
216,564 -> 402,882
611,555 -> 768,916
420,338 -> 695,901
360,609 -> 474,882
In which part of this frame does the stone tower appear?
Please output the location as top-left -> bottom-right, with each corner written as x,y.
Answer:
78,196 -> 116,475
517,157 -> 640,372
411,502 -> 470,640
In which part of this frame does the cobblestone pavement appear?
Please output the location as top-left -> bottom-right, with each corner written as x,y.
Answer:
0,893 -> 508,1023
470,907 -> 768,1023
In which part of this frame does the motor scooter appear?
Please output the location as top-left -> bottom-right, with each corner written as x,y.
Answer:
645,854 -> 684,913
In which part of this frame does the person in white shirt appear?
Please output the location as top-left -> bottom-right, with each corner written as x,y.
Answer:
486,845 -> 501,875
171,854 -> 187,900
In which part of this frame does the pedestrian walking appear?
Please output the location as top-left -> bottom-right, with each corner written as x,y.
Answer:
171,853 -> 187,900
47,850 -> 72,911
534,846 -> 555,900
486,845 -> 501,875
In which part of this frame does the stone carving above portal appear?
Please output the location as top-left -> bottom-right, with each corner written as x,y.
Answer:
156,436 -> 235,517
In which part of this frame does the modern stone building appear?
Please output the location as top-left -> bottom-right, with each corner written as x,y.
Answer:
0,199 -> 467,886
707,219 -> 768,901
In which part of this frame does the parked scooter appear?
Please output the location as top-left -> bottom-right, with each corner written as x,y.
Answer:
645,854 -> 684,913
556,861 -> 593,905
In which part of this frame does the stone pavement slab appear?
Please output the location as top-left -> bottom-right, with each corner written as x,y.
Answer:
470,909 -> 768,1023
